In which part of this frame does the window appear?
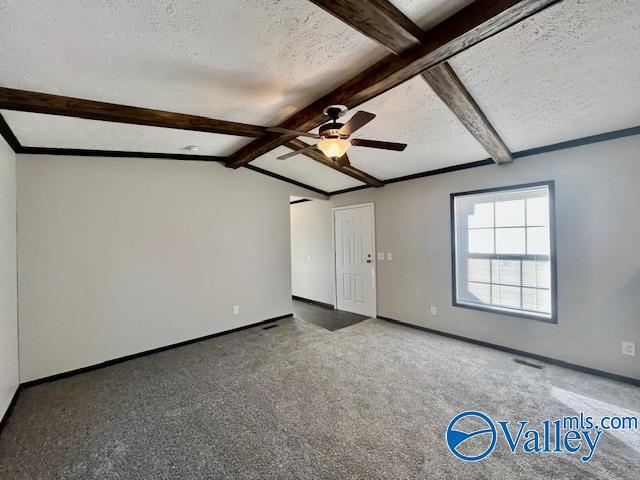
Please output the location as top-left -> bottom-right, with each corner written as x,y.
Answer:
451,181 -> 557,322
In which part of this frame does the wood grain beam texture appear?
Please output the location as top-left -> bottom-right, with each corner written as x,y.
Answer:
310,0 -> 423,53
308,0 -> 512,164
0,87 -> 267,138
0,86 -> 381,187
421,64 -> 511,163
227,0 -> 559,168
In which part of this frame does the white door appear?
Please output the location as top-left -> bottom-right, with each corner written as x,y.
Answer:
334,204 -> 376,316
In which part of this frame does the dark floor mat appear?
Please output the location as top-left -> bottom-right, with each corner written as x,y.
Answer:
292,299 -> 368,331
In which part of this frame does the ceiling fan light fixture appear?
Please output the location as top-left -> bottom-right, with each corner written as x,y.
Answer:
317,138 -> 350,159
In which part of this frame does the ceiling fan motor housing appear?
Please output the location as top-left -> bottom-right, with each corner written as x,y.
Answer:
319,122 -> 348,139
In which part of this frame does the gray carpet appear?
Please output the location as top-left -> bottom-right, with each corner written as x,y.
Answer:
0,316 -> 638,479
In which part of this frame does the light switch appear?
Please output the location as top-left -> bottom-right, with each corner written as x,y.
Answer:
377,252 -> 385,260
233,305 -> 239,315
306,256 -> 312,261
387,253 -> 393,261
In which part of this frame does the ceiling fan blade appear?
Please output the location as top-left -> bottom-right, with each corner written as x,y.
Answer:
276,145 -> 319,160
267,127 -> 321,139
335,153 -> 351,168
338,111 -> 376,136
351,138 -> 407,151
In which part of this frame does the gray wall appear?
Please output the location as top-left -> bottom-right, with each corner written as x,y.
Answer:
303,135 -> 640,380
16,155 -> 315,382
290,200 -> 335,306
0,137 -> 18,418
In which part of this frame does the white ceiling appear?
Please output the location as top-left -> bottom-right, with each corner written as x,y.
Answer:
252,147 -> 364,193
221,73 -> 489,188
449,0 -> 640,151
394,0 -> 475,31
1,0 -> 639,193
0,0 -> 472,127
0,0 -> 385,126
2,110 -> 251,156
332,76 -> 489,180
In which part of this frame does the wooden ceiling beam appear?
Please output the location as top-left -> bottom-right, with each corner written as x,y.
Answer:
0,87 -> 383,189
309,0 -> 422,54
0,87 -> 267,138
307,0 -> 512,164
421,63 -> 511,163
227,0 -> 557,168
285,138 -> 384,188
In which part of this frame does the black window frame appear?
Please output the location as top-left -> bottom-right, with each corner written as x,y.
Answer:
450,180 -> 558,324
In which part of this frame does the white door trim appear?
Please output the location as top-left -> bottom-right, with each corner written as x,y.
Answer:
332,202 -> 377,317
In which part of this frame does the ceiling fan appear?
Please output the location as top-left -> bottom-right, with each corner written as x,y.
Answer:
268,105 -> 407,167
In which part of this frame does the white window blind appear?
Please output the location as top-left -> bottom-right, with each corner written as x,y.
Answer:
452,182 -> 556,322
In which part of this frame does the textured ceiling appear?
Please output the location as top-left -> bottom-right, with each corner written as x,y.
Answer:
2,110 -> 251,156
0,0 -> 386,126
449,0 -> 640,151
1,0 -> 639,192
252,147 -> 363,193
318,77 -> 488,180
393,0 -> 475,31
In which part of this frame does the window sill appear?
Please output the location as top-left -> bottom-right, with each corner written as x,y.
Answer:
453,301 -> 557,324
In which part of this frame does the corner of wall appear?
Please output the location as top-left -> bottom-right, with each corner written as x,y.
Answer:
0,137 -> 19,421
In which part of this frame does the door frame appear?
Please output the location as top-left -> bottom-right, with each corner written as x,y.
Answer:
331,202 -> 377,317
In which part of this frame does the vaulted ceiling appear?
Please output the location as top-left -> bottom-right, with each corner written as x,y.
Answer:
1,0 -> 639,195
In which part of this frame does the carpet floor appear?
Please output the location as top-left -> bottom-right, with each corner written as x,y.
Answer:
0,315 -> 638,479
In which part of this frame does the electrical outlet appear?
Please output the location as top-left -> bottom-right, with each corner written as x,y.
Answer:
387,253 -> 393,261
621,341 -> 636,356
377,252 -> 385,260
233,305 -> 239,315
430,306 -> 437,316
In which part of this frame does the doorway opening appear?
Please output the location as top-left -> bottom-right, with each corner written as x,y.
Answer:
289,197 -> 374,329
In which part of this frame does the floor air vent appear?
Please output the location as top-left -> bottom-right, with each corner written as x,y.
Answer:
263,324 -> 279,330
513,358 -> 544,369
